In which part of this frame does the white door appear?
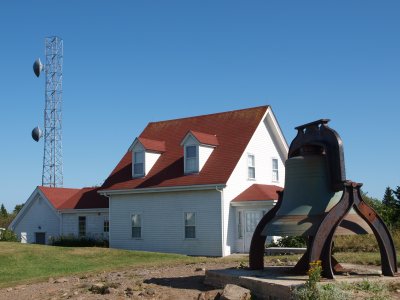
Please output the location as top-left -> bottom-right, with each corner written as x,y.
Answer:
21,232 -> 27,243
244,211 -> 263,252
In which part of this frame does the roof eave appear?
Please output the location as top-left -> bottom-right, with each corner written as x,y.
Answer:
99,183 -> 227,196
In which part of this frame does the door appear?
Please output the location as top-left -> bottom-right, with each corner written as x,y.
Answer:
244,210 -> 263,252
35,232 -> 46,244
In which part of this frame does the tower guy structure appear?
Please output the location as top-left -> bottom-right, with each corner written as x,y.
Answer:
32,36 -> 64,187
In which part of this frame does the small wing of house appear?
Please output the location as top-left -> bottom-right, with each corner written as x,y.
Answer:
9,186 -> 109,244
9,186 -> 80,244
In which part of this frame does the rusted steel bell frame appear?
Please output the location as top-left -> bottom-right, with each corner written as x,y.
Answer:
249,119 -> 398,279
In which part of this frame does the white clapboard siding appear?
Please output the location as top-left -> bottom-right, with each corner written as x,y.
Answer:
12,194 -> 60,244
109,189 -> 222,256
61,212 -> 108,239
223,111 -> 286,254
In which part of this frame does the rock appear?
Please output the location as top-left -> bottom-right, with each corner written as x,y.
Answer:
89,283 -> 110,295
73,291 -> 79,295
198,291 -> 221,300
396,289 -> 400,293
6,288 -> 12,292
145,287 -> 156,296
195,267 -> 206,272
48,277 -> 54,283
55,277 -> 69,283
220,284 -> 251,300
61,292 -> 68,297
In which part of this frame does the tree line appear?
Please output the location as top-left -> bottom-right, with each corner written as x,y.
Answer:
0,203 -> 23,228
363,185 -> 400,229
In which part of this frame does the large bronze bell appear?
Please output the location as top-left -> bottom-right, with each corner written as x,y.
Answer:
249,119 -> 397,278
263,154 -> 371,237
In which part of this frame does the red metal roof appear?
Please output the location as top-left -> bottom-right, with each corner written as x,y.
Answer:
38,186 -> 108,210
138,137 -> 166,152
101,106 -> 269,191
232,184 -> 283,202
188,130 -> 219,146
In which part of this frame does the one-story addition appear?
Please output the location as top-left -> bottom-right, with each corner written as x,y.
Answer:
10,105 -> 287,256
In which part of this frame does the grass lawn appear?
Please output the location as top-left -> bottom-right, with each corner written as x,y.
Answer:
1,242 -> 399,288
0,242 -> 238,288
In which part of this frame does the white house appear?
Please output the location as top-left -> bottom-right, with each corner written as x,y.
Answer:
9,186 -> 109,244
99,105 -> 288,256
11,105 -> 287,254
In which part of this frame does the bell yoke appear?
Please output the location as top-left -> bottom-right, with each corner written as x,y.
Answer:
249,119 -> 397,278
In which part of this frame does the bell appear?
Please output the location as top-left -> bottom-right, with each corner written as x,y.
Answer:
262,154 -> 372,237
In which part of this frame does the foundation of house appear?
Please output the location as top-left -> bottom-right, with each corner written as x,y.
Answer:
204,264 -> 398,300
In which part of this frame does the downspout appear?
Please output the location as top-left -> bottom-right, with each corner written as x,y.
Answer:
216,186 -> 225,257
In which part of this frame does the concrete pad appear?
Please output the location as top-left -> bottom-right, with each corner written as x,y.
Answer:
205,264 -> 399,300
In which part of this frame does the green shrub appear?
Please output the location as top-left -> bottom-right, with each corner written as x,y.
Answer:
270,236 -> 306,248
50,235 -> 109,247
0,229 -> 18,242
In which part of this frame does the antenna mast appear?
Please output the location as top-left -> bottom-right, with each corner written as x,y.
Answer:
42,36 -> 63,187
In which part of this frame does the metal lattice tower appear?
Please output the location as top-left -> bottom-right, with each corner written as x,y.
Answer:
42,36 -> 63,187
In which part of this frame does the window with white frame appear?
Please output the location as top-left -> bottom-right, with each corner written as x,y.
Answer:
78,216 -> 86,237
185,145 -> 198,173
131,214 -> 142,238
103,217 -> 109,233
237,211 -> 243,239
184,212 -> 196,239
272,158 -> 279,182
133,151 -> 144,177
247,154 -> 255,179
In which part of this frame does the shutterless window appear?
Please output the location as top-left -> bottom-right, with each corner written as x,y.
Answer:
248,154 -> 255,179
78,216 -> 86,237
103,218 -> 109,233
185,145 -> 197,173
184,212 -> 196,239
133,151 -> 144,176
237,211 -> 243,239
131,214 -> 141,238
272,158 -> 279,182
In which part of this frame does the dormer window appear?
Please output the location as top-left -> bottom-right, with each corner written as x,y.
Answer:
185,145 -> 198,173
181,130 -> 218,175
133,151 -> 144,177
130,137 -> 165,178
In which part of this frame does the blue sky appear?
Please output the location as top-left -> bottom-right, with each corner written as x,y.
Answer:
1,1 -> 399,211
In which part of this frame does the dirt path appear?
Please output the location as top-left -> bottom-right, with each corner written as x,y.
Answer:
0,260 -> 239,300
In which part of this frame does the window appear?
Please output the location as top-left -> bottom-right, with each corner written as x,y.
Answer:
237,211 -> 243,239
185,145 -> 198,173
131,214 -> 141,238
247,154 -> 255,179
103,218 -> 109,233
184,212 -> 196,239
272,158 -> 279,182
78,216 -> 86,237
133,151 -> 144,177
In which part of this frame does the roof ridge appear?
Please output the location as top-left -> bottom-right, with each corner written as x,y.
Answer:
145,105 -> 269,126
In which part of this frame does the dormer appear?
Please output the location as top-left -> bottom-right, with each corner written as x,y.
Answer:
129,137 -> 166,178
180,130 -> 219,174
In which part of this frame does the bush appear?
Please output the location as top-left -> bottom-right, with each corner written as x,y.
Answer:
0,229 -> 18,242
270,236 -> 307,248
50,235 -> 109,247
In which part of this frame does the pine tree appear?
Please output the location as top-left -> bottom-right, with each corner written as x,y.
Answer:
382,187 -> 396,207
0,204 -> 7,218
